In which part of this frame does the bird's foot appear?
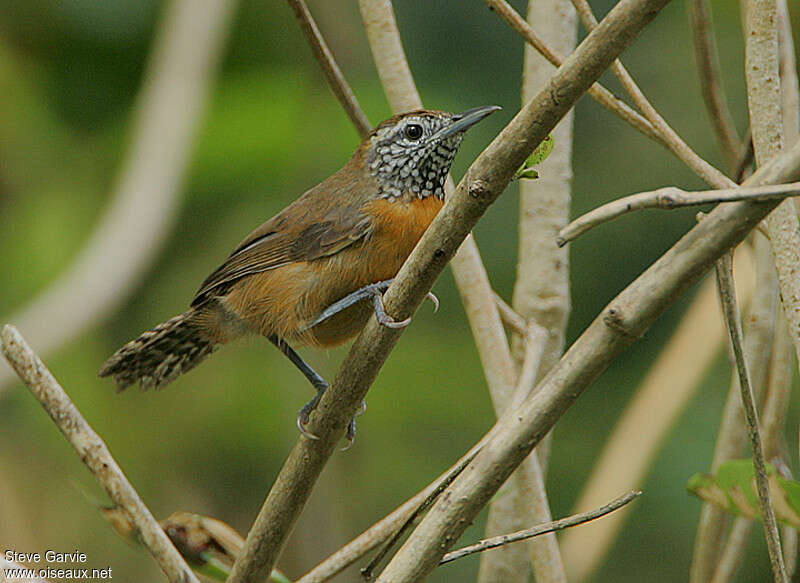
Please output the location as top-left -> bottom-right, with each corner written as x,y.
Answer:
306,279 -> 439,330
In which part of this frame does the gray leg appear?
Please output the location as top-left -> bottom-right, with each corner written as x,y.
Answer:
268,334 -> 360,443
305,279 -> 439,330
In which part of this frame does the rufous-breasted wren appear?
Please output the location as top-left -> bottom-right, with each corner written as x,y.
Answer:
99,105 -> 500,440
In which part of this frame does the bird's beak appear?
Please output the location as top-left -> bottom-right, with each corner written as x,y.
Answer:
432,105 -> 502,140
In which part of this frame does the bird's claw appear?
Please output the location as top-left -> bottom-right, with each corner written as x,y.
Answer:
371,292 -> 411,328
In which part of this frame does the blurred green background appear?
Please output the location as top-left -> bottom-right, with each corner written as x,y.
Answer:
1,1 -> 798,581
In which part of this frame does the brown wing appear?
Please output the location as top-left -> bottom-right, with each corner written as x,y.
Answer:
191,202 -> 373,305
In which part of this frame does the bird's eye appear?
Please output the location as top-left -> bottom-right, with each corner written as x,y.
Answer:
404,124 -> 423,140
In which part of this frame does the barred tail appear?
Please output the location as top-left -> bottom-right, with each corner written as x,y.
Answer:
99,308 -> 218,391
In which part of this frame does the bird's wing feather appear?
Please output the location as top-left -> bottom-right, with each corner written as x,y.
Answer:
191,203 -> 373,305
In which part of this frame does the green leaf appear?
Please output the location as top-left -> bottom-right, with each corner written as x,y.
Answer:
513,135 -> 554,180
687,459 -> 800,527
528,134 -> 554,166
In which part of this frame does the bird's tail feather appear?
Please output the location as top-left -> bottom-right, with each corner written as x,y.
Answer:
99,308 -> 217,391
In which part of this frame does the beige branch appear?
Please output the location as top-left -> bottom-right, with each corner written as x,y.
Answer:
777,0 -> 799,144
0,0 -> 235,395
286,0 -> 371,138
442,491 -> 641,566
557,182 -> 800,245
373,127 -> 800,583
688,0 -> 742,169
484,0 -> 660,143
691,235 -> 778,582
228,0 -> 677,580
0,326 -> 200,583
561,246 -> 755,583
715,254 -> 787,581
571,0 -> 733,189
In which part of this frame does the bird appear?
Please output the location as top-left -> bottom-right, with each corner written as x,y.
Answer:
99,105 -> 500,441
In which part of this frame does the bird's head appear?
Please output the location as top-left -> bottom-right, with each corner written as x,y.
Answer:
364,105 -> 500,201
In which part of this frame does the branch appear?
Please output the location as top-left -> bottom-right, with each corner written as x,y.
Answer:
557,182 -> 800,245
560,246 -> 754,582
484,0 -> 660,143
440,490 -> 641,565
0,0 -> 235,395
570,0 -> 733,189
688,0 -> 741,169
228,0 -> 675,580
286,0 -> 372,138
296,432 -> 496,582
714,254 -> 787,582
777,0 -> 799,144
0,325 -> 200,583
373,120 -> 800,583
690,235 -> 778,583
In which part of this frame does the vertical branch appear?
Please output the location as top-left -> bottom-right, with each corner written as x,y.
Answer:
714,256 -> 787,582
286,0 -> 372,138
485,0 -> 578,581
777,0 -> 799,144
356,3 -> 555,581
688,0 -> 742,169
0,0 -> 236,394
690,236 -> 778,583
563,247 -> 755,583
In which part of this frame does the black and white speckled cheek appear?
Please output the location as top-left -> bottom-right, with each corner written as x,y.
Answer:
367,114 -> 466,202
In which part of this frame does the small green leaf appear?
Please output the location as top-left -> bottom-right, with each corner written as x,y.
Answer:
516,168 -> 539,180
687,459 -> 800,527
528,134 -> 554,166
513,135 -> 554,180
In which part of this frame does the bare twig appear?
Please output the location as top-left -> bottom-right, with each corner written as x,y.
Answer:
690,235 -> 777,583
229,0 -> 677,580
484,0 -> 660,143
373,128 -> 800,583
0,0 -> 235,395
494,293 -> 529,337
688,0 -> 742,169
360,449 -> 480,580
777,0 -> 799,144
296,432 -> 497,583
286,0 -> 372,138
357,1 -> 560,581
561,245 -> 755,583
498,1 -> 576,578
571,0 -> 734,189
441,490 -> 641,565
715,255 -> 787,582
0,326 -> 200,583
557,182 -> 800,245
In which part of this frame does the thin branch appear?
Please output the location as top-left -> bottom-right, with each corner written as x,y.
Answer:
557,182 -> 800,245
777,0 -> 799,144
286,0 -> 372,138
690,235 -> 778,583
357,1 -> 559,581
373,128 -> 800,582
688,0 -> 742,170
711,517 -> 754,583
570,0 -> 734,189
714,254 -> 787,581
0,0 -> 235,395
229,0 -> 676,580
296,432 -> 497,583
560,246 -> 754,583
440,490 -> 641,565
494,293 -> 529,337
484,0 -> 661,144
0,325 -> 200,583
360,449 -> 480,580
